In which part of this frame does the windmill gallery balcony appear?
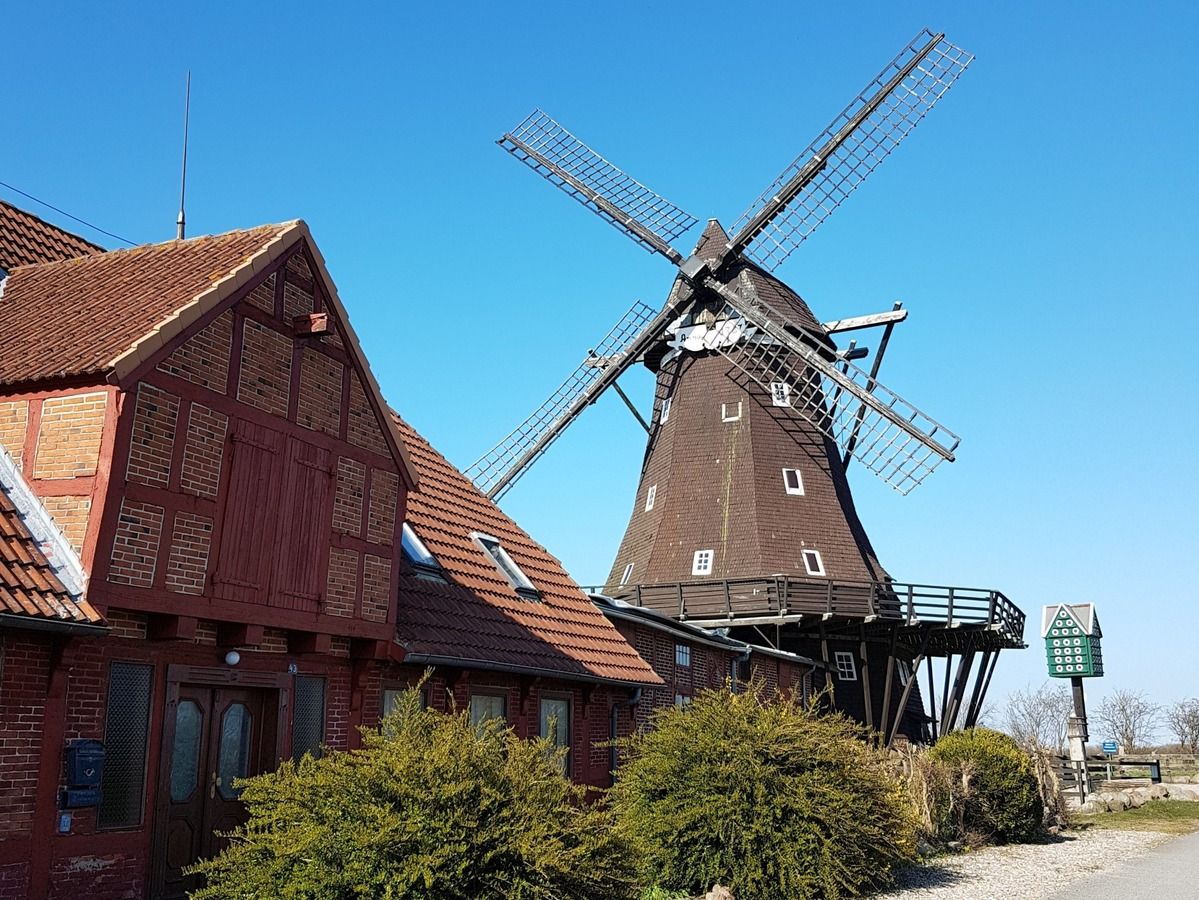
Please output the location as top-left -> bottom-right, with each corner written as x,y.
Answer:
609,576 -> 1027,655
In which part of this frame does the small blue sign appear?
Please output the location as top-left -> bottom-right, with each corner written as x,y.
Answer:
1102,740 -> 1118,754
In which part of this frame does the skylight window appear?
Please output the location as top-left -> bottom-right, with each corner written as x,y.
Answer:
782,468 -> 804,496
645,484 -> 657,512
472,532 -> 540,600
802,548 -> 826,577
692,549 -> 713,576
401,523 -> 445,581
770,382 -> 791,407
721,400 -> 742,422
620,563 -> 634,586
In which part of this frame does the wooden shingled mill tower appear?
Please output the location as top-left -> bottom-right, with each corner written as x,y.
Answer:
467,28 -> 1027,743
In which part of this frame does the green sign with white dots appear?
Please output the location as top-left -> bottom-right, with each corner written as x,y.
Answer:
1042,603 -> 1103,678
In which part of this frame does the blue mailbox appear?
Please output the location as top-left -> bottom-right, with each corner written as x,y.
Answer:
61,739 -> 105,809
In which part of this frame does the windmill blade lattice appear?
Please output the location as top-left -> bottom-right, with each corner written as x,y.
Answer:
707,274 -> 960,493
466,300 -> 660,499
499,110 -> 699,260
729,29 -> 973,273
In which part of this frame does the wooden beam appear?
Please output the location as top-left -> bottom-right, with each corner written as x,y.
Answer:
926,654 -> 939,741
887,631 -> 930,748
822,306 -> 908,334
288,631 -> 332,655
217,622 -> 264,648
878,625 -> 899,744
147,614 -> 198,641
350,638 -> 390,661
859,629 -> 874,733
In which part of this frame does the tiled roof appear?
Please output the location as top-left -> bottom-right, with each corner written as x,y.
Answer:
0,489 -> 101,629
0,224 -> 290,386
392,414 -> 661,686
0,199 -> 103,270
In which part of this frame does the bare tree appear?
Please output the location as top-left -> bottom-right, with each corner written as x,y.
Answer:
1003,682 -> 1073,751
1094,689 -> 1160,752
1164,698 -> 1199,753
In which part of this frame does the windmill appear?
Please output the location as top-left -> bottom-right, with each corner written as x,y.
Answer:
467,29 -> 1026,743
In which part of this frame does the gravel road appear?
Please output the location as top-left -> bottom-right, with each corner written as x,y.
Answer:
876,829 -> 1171,899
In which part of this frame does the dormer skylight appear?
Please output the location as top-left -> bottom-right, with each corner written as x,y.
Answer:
401,523 -> 445,582
473,532 -> 540,601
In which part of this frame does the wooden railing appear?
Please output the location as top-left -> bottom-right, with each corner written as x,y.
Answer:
609,575 -> 1025,645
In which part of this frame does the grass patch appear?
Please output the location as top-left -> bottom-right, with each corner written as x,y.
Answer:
1073,801 -> 1199,835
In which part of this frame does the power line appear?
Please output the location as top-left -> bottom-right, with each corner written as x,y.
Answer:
0,178 -> 137,247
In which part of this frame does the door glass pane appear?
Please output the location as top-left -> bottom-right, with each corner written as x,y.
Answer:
170,700 -> 202,803
217,703 -> 252,800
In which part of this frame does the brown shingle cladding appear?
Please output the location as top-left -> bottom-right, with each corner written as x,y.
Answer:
0,224 -> 289,386
0,199 -> 102,270
605,223 -> 886,590
0,489 -> 101,628
393,414 -> 660,686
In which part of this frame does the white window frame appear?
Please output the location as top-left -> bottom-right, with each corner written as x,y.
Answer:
675,643 -> 691,667
770,381 -> 791,407
801,548 -> 826,577
619,563 -> 634,587
471,532 -> 539,600
721,400 -> 742,422
782,468 -> 804,496
834,651 -> 857,682
692,549 -> 713,576
674,693 -> 693,709
645,484 -> 657,512
660,397 -> 671,423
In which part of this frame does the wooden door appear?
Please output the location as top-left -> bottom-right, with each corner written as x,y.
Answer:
160,686 -> 272,899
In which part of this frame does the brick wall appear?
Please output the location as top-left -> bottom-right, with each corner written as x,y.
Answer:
164,511 -> 213,595
0,400 -> 28,470
332,457 -> 365,534
346,375 -> 388,457
296,348 -> 342,436
237,319 -> 292,417
107,499 -> 164,587
361,555 -> 391,622
179,403 -> 227,498
325,547 -> 358,617
33,393 -> 107,479
48,853 -> 146,900
157,310 -> 232,392
126,383 -> 178,488
40,495 -> 91,554
367,470 -> 398,544
0,634 -> 50,839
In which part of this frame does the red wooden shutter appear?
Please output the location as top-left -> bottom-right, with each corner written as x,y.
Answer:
212,421 -> 283,603
271,438 -> 333,612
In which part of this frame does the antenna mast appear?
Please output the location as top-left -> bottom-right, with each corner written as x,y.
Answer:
176,71 -> 191,240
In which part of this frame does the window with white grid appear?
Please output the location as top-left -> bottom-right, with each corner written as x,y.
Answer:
645,484 -> 657,511
834,651 -> 857,682
692,549 -> 713,576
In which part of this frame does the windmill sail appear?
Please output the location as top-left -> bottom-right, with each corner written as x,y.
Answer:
728,29 -> 973,273
499,109 -> 698,261
706,272 -> 960,493
466,300 -> 663,499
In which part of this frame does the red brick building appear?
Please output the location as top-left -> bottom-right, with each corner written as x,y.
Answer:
0,201 -> 818,899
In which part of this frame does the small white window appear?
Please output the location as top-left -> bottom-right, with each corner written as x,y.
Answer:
675,644 -> 691,667
770,381 -> 791,407
782,468 -> 804,496
802,548 -> 825,576
619,563 -> 634,586
834,651 -> 857,682
721,400 -> 742,422
473,532 -> 539,600
660,397 -> 671,423
692,549 -> 713,576
645,484 -> 657,511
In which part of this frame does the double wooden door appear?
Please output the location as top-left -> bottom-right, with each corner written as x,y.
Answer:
159,685 -> 275,899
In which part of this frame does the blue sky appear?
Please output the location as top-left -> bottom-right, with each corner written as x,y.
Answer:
5,1 -> 1196,733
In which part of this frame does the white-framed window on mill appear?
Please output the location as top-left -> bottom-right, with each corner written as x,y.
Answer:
801,548 -> 826,577
660,397 -> 672,423
619,563 -> 634,586
782,468 -> 804,495
770,381 -> 791,406
721,400 -> 742,422
692,549 -> 713,576
645,484 -> 657,511
834,651 -> 858,682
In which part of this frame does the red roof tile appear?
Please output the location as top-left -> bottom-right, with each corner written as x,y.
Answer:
0,489 -> 101,629
0,199 -> 103,269
393,414 -> 660,686
0,224 -> 292,386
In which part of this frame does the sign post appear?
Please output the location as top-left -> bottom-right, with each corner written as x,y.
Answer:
1043,604 -> 1104,798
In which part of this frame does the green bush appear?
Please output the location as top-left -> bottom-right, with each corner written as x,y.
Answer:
608,685 -> 916,900
190,685 -> 637,900
925,727 -> 1044,844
